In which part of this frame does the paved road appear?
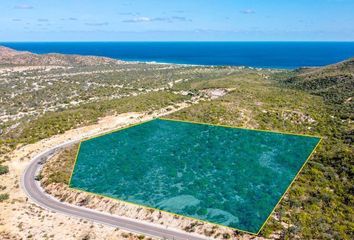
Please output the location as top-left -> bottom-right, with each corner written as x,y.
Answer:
21,140 -> 208,240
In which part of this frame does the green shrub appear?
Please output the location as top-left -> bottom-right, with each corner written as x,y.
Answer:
0,165 -> 9,175
0,193 -> 9,202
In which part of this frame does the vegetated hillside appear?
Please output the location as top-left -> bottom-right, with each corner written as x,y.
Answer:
281,58 -> 354,119
168,59 -> 353,239
0,46 -> 123,66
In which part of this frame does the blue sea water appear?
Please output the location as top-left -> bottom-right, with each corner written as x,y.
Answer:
1,42 -> 354,69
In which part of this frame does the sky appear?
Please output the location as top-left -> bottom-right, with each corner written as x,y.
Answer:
1,0 -> 354,41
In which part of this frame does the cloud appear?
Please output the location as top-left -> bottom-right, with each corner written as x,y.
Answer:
240,9 -> 256,14
14,4 -> 33,9
122,17 -> 153,23
171,16 -> 191,22
61,17 -> 78,21
119,12 -> 140,16
85,22 -> 109,26
38,18 -> 49,22
122,16 -> 191,23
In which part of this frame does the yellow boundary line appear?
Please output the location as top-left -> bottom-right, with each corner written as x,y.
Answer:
82,119 -> 155,143
256,137 -> 322,235
67,118 -> 322,235
158,117 -> 322,139
69,120 -> 154,187
68,141 -> 81,187
70,185 -> 258,235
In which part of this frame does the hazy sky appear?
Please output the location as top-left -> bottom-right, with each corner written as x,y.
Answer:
1,0 -> 354,41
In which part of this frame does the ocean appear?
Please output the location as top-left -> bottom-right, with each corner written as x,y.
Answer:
2,42 -> 354,69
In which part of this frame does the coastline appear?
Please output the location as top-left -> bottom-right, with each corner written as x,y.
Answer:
2,41 -> 353,69
0,44 -> 291,71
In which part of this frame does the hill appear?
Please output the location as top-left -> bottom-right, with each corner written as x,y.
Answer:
168,59 -> 354,239
280,58 -> 354,119
0,46 -> 123,66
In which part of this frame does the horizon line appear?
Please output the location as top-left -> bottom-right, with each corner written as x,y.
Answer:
1,40 -> 354,43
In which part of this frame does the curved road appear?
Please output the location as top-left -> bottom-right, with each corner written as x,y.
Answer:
21,140 -> 208,240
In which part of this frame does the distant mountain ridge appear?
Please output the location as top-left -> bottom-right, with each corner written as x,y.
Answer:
0,46 -> 124,66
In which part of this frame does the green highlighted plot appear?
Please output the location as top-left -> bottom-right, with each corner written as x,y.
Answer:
70,118 -> 320,234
